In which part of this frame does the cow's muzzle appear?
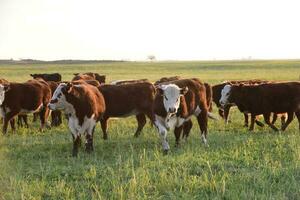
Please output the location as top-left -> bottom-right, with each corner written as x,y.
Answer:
48,103 -> 55,111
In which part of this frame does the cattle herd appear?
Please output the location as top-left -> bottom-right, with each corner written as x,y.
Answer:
0,72 -> 299,156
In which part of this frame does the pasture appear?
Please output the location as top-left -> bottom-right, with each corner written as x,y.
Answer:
0,60 -> 300,199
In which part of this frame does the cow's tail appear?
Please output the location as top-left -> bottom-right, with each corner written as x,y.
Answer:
204,83 -> 213,112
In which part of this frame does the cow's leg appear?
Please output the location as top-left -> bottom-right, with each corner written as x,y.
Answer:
174,125 -> 183,147
154,119 -> 170,154
197,108 -> 208,145
145,109 -> 156,125
39,106 -> 51,131
295,112 -> 300,131
72,134 -> 81,157
271,113 -> 278,124
33,113 -> 38,122
281,112 -> 294,131
182,120 -> 193,140
85,125 -> 95,153
9,118 -> 16,133
249,114 -> 256,131
254,116 -> 265,127
17,115 -> 23,127
51,111 -> 56,126
18,115 -> 28,128
280,114 -> 287,129
100,117 -> 109,140
3,111 -> 18,134
218,108 -> 225,119
52,111 -> 62,127
263,113 -> 279,131
57,111 -> 62,126
243,113 -> 249,127
223,105 -> 231,124
23,115 -> 29,128
134,114 -> 146,137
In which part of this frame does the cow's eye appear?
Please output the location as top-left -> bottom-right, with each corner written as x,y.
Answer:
176,98 -> 179,103
164,96 -> 168,101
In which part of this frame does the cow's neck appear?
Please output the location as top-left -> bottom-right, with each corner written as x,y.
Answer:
63,102 -> 76,116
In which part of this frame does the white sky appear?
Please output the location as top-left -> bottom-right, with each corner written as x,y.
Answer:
0,0 -> 300,61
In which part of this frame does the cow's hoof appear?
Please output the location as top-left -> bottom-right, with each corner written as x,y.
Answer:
163,149 -> 169,155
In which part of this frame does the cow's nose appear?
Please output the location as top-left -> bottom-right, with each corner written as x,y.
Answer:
219,100 -> 225,107
169,107 -> 176,113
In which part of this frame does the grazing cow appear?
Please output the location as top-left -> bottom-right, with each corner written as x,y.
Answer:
97,82 -> 156,139
30,73 -> 62,82
48,82 -> 106,156
110,79 -> 149,85
212,80 -> 271,127
153,78 -> 211,153
0,79 -> 51,134
72,72 -> 106,84
219,82 -> 300,131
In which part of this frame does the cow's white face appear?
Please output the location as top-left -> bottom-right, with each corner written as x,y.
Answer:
48,83 -> 68,110
219,84 -> 232,106
0,84 -> 8,105
158,84 -> 188,115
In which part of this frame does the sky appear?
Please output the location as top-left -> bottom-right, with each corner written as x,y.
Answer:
0,0 -> 300,61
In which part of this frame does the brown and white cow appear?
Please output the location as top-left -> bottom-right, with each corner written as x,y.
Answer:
219,82 -> 300,131
72,72 -> 106,84
154,76 -> 215,140
48,82 -> 106,156
153,78 -> 212,153
0,79 -> 51,134
97,82 -> 156,139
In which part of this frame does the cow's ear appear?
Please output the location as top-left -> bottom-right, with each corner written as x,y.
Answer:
65,82 -> 73,93
155,85 -> 164,96
101,75 -> 106,82
180,86 -> 188,95
3,85 -> 10,92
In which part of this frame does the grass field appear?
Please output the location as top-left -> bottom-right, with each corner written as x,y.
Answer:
0,60 -> 299,199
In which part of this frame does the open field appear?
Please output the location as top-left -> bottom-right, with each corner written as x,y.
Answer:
0,60 -> 300,199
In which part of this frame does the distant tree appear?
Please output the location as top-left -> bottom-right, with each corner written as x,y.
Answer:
147,55 -> 156,62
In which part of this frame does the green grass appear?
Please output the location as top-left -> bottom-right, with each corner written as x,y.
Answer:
0,60 -> 300,199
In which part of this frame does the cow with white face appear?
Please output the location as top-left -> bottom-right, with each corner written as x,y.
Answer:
48,82 -> 105,156
219,84 -> 233,107
0,84 -> 8,106
160,84 -> 188,120
153,79 -> 210,153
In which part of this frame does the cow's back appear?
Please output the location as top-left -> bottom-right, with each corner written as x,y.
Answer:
259,82 -> 300,112
98,82 -> 155,117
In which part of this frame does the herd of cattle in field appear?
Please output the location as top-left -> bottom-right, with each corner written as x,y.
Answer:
0,72 -> 299,156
